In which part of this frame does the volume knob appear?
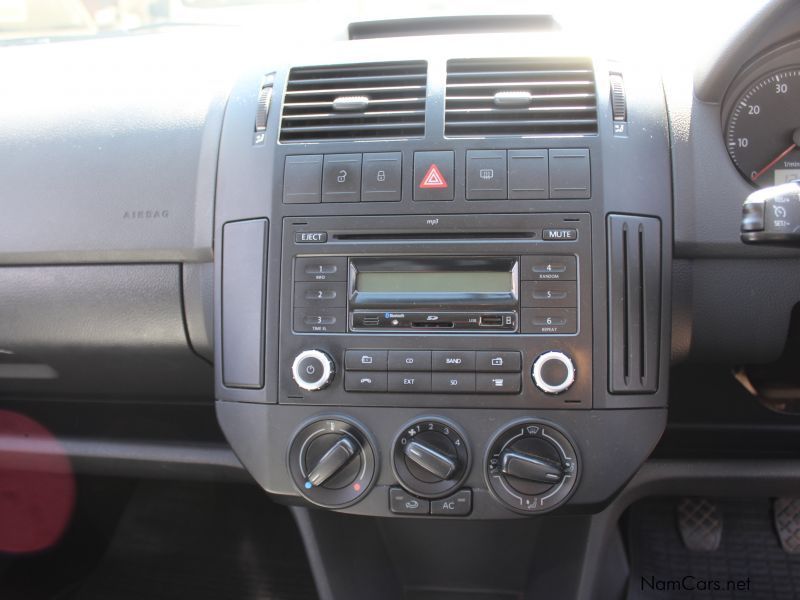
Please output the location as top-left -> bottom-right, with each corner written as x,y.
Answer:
292,350 -> 335,391
531,351 -> 575,394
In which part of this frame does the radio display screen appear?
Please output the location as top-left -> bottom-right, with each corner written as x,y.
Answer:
355,271 -> 512,294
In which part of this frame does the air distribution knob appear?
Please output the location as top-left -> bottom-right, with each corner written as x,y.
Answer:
486,421 -> 579,514
291,350 -> 335,391
288,417 -> 376,508
393,418 -> 469,498
531,351 -> 575,394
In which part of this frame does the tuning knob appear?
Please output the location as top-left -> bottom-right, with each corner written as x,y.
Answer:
291,350 -> 334,391
486,421 -> 579,514
531,351 -> 575,394
288,417 -> 376,508
393,418 -> 468,498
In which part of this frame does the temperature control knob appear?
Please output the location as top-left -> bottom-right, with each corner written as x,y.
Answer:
288,417 -> 376,508
393,418 -> 469,498
291,350 -> 334,391
531,351 -> 575,394
486,421 -> 579,514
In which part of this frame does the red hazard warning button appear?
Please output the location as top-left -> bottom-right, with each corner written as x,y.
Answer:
414,151 -> 454,201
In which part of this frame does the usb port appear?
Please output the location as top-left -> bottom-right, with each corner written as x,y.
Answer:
480,315 -> 503,327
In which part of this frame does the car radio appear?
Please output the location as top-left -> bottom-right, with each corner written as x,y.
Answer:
278,212 -> 593,409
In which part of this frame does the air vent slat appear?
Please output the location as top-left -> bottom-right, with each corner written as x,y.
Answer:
280,61 -> 427,142
445,58 -> 597,137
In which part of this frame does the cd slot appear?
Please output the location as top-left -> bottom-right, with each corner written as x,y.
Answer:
333,232 -> 536,242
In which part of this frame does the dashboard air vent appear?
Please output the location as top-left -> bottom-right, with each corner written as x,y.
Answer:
607,215 -> 661,394
280,61 -> 427,142
445,58 -> 597,137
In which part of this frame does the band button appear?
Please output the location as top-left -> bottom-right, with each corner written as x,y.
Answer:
432,351 -> 476,371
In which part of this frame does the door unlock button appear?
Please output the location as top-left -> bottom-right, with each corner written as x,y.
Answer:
323,154 -> 362,202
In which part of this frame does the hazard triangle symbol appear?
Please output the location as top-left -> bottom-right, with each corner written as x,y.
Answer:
419,164 -> 448,189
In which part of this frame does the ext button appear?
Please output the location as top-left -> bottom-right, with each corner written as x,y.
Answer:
430,489 -> 472,516
344,350 -> 388,371
389,487 -> 429,515
432,351 -> 476,371
322,154 -> 362,203
476,351 -> 521,372
476,373 -> 521,394
388,350 -> 431,371
388,372 -> 432,393
432,372 -> 476,393
344,371 -> 388,392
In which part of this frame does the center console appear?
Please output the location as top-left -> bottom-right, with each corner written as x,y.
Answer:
213,49 -> 672,520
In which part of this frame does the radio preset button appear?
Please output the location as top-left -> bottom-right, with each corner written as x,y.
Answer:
521,308 -> 578,334
294,257 -> 347,282
294,282 -> 346,308
344,350 -> 388,371
388,350 -> 432,371
432,372 -> 476,393
521,281 -> 578,308
293,308 -> 346,333
475,351 -> 521,372
432,351 -> 476,372
345,371 -> 388,392
476,373 -> 521,394
388,372 -> 432,393
521,255 -> 577,281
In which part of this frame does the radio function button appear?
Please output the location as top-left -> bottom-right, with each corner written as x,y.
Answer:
293,282 -> 346,308
521,308 -> 577,335
293,308 -> 346,333
475,351 -> 520,372
388,350 -> 432,371
508,149 -> 549,200
432,351 -> 476,372
476,372 -> 521,394
344,350 -> 388,371
466,150 -> 507,200
322,154 -> 362,203
344,371 -> 388,392
520,255 -> 577,281
521,281 -> 577,308
362,152 -> 402,202
432,372 -> 476,393
294,232 -> 327,244
294,257 -> 347,282
291,350 -> 335,391
542,228 -> 578,241
284,155 -> 323,204
388,372 -> 432,393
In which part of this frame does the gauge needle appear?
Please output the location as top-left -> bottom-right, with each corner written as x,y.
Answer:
751,143 -> 797,182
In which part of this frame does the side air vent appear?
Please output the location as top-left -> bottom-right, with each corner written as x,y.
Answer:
280,61 -> 427,142
444,58 -> 597,137
607,215 -> 662,394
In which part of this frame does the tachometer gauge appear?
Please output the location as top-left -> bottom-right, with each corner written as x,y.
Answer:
725,68 -> 800,187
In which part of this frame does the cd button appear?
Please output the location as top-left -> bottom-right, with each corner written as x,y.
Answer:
388,350 -> 432,371
432,351 -> 476,371
388,372 -> 432,393
432,372 -> 476,393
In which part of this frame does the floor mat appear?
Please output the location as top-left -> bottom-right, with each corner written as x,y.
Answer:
627,498 -> 800,600
68,481 -> 318,600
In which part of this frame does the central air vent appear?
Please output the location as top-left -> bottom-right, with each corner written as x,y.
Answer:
280,61 -> 427,142
444,58 -> 597,137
